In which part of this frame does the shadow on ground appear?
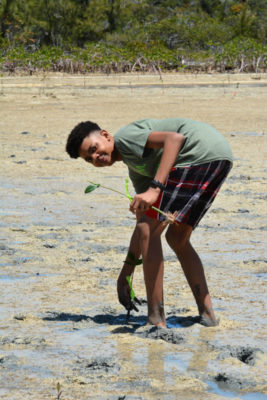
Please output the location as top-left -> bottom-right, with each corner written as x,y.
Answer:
41,311 -> 200,330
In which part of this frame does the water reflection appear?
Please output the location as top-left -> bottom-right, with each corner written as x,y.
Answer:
187,327 -> 216,372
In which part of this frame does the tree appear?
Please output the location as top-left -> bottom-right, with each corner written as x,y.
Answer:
0,0 -> 17,38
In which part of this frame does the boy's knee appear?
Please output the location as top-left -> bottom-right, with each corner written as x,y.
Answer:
165,224 -> 191,252
165,229 -> 178,249
136,221 -> 150,242
136,216 -> 163,243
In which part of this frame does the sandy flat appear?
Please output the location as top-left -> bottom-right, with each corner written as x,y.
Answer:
0,73 -> 266,400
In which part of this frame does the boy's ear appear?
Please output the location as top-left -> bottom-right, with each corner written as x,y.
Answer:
100,130 -> 111,139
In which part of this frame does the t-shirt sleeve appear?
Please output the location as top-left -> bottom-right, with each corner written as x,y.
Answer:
115,121 -> 152,159
128,168 -> 151,194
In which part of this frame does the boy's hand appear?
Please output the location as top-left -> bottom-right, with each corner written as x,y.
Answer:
117,280 -> 139,312
130,187 -> 160,213
117,280 -> 132,310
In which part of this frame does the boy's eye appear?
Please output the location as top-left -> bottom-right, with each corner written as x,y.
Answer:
85,145 -> 97,162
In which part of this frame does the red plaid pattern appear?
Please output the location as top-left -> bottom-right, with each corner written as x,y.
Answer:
146,160 -> 232,229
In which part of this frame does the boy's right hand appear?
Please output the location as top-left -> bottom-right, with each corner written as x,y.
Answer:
117,280 -> 139,312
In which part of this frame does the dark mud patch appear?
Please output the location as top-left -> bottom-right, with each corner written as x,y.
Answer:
0,336 -> 46,346
239,225 -> 267,231
81,256 -> 93,262
224,189 -> 267,201
92,265 -> 116,272
228,131 -> 266,137
43,243 -> 57,248
76,357 -> 120,374
218,346 -> 263,366
0,354 -> 19,368
0,244 -> 16,255
167,307 -> 190,314
214,372 -> 256,391
134,326 -> 185,344
243,259 -> 267,265
228,174 -> 252,181
209,343 -> 263,366
95,220 -> 114,227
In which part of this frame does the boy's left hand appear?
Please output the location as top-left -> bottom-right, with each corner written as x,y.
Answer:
130,187 -> 160,213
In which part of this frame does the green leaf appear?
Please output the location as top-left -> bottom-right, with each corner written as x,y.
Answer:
85,183 -> 100,194
126,276 -> 135,300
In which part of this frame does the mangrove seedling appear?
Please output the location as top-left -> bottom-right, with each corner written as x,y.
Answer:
85,178 -> 177,223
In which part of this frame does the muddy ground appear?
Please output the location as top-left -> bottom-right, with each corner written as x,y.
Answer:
0,73 -> 266,400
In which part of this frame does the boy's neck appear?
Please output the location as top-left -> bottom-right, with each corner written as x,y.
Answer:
112,145 -> 122,162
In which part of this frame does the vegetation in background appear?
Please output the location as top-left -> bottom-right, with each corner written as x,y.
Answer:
0,0 -> 266,74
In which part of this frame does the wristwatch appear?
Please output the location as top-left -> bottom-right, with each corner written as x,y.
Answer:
149,179 -> 165,192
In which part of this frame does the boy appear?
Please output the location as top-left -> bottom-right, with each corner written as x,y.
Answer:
66,118 -> 233,327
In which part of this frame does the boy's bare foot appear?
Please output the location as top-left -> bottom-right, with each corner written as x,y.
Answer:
198,306 -> 219,327
147,302 -> 166,327
199,314 -> 220,327
146,321 -> 167,328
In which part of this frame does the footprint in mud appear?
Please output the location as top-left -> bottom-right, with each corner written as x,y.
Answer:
134,325 -> 185,344
218,345 -> 263,366
208,344 -> 263,367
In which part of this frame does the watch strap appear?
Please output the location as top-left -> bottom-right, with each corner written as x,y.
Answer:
149,179 -> 165,191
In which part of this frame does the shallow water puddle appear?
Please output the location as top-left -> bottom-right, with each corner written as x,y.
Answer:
59,325 -> 108,348
254,272 -> 267,280
164,351 -> 192,374
207,381 -> 267,399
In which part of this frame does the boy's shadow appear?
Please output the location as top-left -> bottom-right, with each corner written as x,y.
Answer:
110,314 -> 199,334
42,311 -> 200,334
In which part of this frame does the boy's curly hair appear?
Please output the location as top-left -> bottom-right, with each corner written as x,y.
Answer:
66,121 -> 101,158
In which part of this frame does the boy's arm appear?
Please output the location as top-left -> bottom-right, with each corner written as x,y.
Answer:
130,131 -> 184,212
117,224 -> 141,310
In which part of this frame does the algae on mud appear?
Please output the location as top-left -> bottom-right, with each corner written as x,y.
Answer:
0,73 -> 266,400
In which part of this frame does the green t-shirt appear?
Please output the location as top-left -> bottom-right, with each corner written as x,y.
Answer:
114,118 -> 233,193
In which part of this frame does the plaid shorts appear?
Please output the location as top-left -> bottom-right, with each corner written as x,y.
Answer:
145,160 -> 232,229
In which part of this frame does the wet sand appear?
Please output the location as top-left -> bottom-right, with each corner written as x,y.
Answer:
0,73 -> 267,399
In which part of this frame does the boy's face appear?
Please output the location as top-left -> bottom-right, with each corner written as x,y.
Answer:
79,130 -> 115,167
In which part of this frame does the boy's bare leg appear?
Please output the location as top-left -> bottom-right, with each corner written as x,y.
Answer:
136,215 -> 167,327
166,223 -> 218,326
117,225 -> 142,310
117,215 -> 166,320
118,225 -> 142,278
